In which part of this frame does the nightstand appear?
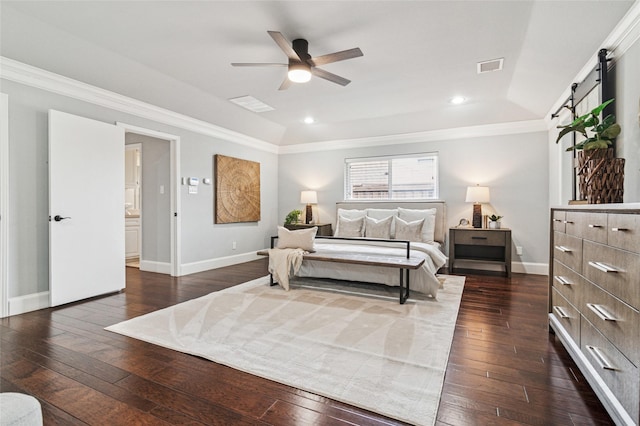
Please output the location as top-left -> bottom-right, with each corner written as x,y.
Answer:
448,227 -> 511,277
284,223 -> 333,236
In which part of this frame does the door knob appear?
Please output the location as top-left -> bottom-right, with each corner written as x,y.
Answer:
53,215 -> 71,222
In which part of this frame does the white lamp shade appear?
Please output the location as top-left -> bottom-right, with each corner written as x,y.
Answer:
465,186 -> 490,203
300,190 -> 318,204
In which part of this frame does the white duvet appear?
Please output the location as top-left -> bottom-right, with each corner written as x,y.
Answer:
296,239 -> 447,298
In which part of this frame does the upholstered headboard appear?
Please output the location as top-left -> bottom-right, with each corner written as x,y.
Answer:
335,200 -> 447,244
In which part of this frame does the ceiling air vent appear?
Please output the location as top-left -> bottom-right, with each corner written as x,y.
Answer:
229,95 -> 274,113
477,58 -> 504,74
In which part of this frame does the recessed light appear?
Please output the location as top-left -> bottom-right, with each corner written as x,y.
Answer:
450,96 -> 466,105
304,116 -> 315,124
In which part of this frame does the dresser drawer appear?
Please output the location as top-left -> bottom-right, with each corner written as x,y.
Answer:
552,210 -> 566,233
553,232 -> 583,273
581,317 -> 640,425
581,280 -> 640,367
573,212 -> 608,244
453,230 -> 505,246
551,287 -> 581,345
607,213 -> 640,253
583,240 -> 640,310
564,212 -> 583,237
551,260 -> 583,308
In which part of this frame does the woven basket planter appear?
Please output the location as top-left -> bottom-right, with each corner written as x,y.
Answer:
577,148 -> 624,204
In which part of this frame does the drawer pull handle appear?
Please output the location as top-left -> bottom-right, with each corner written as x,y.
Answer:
553,306 -> 570,319
611,227 -> 628,232
588,261 -> 618,273
564,220 -> 574,224
553,218 -> 563,223
586,303 -> 617,322
554,245 -> 572,253
586,345 -> 618,371
554,276 -> 572,285
471,236 -> 488,240
588,224 -> 603,228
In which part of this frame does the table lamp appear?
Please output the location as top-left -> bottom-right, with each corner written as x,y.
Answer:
300,190 -> 317,224
465,185 -> 490,228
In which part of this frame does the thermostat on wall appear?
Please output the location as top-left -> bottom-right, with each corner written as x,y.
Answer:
188,177 -> 199,186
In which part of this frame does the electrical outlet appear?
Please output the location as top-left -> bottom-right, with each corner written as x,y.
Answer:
516,246 -> 523,255
232,241 -> 237,250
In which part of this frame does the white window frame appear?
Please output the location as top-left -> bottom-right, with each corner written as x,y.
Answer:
344,152 -> 439,200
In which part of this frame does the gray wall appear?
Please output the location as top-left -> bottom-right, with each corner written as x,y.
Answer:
3,79 -> 278,299
278,131 -> 550,267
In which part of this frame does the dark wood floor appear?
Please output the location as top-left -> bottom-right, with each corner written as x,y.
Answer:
1,260 -> 613,425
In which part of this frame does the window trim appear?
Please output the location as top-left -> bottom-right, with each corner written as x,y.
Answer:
344,152 -> 439,200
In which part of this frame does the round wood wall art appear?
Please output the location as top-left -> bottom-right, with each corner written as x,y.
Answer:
214,154 -> 261,223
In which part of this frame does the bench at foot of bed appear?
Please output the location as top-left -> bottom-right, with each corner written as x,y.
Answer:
257,249 -> 425,304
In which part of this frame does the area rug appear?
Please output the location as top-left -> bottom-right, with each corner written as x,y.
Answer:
106,274 -> 466,425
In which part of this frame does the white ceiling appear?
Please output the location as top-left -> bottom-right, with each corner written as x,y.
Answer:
0,1 -> 635,146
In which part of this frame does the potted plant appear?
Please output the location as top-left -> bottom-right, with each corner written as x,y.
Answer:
284,209 -> 302,225
555,98 -> 620,151
488,214 -> 502,229
555,98 -> 624,203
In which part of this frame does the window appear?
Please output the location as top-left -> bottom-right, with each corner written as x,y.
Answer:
344,153 -> 439,200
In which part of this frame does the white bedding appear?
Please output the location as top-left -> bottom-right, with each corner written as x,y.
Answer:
296,238 -> 447,298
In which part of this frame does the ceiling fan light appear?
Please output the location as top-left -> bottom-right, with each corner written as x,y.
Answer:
288,63 -> 312,83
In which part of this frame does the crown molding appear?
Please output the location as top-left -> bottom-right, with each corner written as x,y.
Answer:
0,57 -> 279,154
278,119 -> 547,155
545,0 -> 640,128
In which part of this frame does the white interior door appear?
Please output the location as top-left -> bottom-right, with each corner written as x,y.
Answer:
49,110 -> 125,307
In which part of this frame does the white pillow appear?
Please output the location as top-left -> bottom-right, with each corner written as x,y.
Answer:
397,207 -> 437,243
394,217 -> 424,242
276,226 -> 317,252
334,209 -> 366,236
364,216 -> 393,239
366,208 -> 398,237
335,216 -> 365,237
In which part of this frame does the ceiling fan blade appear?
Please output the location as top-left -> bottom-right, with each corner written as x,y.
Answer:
268,31 -> 300,61
278,76 -> 292,91
231,63 -> 287,67
311,67 -> 351,86
311,48 -> 363,66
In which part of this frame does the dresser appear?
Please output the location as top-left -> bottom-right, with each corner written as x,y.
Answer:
549,204 -> 640,425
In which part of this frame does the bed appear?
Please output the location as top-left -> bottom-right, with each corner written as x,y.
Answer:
293,201 -> 447,298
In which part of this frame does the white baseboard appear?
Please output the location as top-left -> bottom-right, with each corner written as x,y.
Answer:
179,251 -> 261,276
512,261 -> 548,275
139,260 -> 172,275
8,291 -> 50,316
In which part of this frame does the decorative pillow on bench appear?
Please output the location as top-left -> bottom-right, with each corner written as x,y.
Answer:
277,226 -> 317,252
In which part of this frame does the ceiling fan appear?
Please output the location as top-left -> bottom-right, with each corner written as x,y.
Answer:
231,31 -> 363,90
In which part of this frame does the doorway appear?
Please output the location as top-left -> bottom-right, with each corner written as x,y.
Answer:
125,143 -> 142,268
0,93 -> 8,317
117,122 -> 181,277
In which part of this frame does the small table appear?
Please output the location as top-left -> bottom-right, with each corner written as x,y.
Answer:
284,223 -> 333,236
448,227 -> 511,277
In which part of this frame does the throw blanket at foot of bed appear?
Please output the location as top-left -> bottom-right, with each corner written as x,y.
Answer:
267,247 -> 305,290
